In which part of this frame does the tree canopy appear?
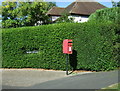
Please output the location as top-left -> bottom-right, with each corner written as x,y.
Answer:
112,0 -> 120,7
2,1 -> 56,28
55,13 -> 74,23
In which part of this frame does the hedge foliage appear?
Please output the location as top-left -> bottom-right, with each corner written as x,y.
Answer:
2,22 -> 119,71
89,7 -> 120,24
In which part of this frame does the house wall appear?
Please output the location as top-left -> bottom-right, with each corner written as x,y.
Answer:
50,15 -> 89,23
68,15 -> 89,23
51,16 -> 60,21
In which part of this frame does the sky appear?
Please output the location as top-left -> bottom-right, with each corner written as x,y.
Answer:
45,0 -> 120,8
0,0 -> 120,7
0,0 -> 120,8
55,2 -> 112,8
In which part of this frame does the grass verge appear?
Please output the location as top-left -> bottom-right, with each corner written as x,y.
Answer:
96,83 -> 119,91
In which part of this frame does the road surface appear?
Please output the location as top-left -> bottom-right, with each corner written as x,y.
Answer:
2,69 -> 119,89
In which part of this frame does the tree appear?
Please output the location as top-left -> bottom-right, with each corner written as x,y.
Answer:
0,5 -> 2,15
112,0 -> 120,7
2,2 -> 19,28
112,0 -> 117,7
55,13 -> 74,23
2,1 -> 56,28
0,5 -> 2,22
117,1 -> 120,7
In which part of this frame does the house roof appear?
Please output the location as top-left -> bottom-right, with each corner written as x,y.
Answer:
64,1 -> 107,15
47,0 -> 107,16
47,7 -> 65,16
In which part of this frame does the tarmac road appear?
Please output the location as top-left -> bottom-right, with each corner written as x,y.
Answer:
2,69 -> 119,89
27,70 -> 119,89
2,69 -> 67,89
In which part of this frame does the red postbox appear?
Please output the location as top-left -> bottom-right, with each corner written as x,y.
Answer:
63,39 -> 73,54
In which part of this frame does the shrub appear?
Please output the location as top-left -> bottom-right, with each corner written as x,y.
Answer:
2,23 -> 76,70
55,13 -> 74,23
74,22 -> 119,71
2,22 -> 119,71
89,7 -> 120,24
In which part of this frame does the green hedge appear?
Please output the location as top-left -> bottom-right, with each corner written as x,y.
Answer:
89,7 -> 120,24
74,22 -> 119,71
2,22 -> 119,71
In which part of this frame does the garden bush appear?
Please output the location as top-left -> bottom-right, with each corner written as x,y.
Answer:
2,22 -> 119,71
89,7 -> 120,24
74,22 -> 119,71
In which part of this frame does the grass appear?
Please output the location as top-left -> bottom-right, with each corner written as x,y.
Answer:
96,83 -> 120,91
102,83 -> 120,90
102,83 -> 120,91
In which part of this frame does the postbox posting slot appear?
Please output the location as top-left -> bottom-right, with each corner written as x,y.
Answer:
68,43 -> 72,45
